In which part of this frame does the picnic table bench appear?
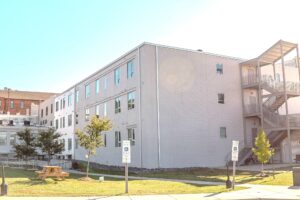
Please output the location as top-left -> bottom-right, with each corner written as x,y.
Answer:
35,166 -> 69,180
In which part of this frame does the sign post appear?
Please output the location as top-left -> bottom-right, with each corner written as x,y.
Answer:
231,140 -> 239,190
122,140 -> 131,193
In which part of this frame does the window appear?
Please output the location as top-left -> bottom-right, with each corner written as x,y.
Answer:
68,114 -> 72,126
115,97 -> 121,113
20,101 -> 24,109
85,85 -> 90,99
128,128 -> 135,146
127,60 -> 134,79
0,133 -> 6,145
216,63 -> 223,74
115,131 -> 121,147
96,105 -> 100,117
41,109 -> 44,118
103,77 -> 107,90
50,120 -> 53,126
96,79 -> 100,94
60,118 -> 63,128
10,101 -> 14,108
68,94 -> 72,106
46,107 -> 48,116
218,93 -> 224,104
56,101 -> 59,111
51,104 -> 53,113
104,103 -> 107,116
220,127 -> 227,138
103,134 -> 107,147
63,117 -> 65,128
55,119 -> 59,129
76,90 -> 79,102
63,98 -> 66,109
0,100 -> 2,108
60,99 -> 63,110
85,108 -> 90,121
10,135 -> 16,145
68,138 -> 72,150
114,68 -> 121,85
128,92 -> 135,110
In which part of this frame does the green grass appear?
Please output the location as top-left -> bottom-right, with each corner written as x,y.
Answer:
3,167 -> 241,196
83,165 -> 293,186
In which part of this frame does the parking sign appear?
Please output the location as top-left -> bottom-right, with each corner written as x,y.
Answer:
122,140 -> 131,163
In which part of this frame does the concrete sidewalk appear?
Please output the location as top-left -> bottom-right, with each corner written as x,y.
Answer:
67,169 -> 224,186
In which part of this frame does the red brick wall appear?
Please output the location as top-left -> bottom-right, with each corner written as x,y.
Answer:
0,98 -> 41,115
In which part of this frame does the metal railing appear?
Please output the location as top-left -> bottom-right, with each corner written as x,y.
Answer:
242,74 -> 300,94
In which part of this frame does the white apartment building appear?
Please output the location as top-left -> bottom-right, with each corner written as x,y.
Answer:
39,95 -> 56,127
54,88 -> 75,159
73,42 -> 245,168
5,40 -> 296,169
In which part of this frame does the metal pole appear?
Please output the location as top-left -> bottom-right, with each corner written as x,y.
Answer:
125,163 -> 128,193
280,41 -> 292,164
296,46 -> 300,82
257,61 -> 264,129
232,161 -> 236,190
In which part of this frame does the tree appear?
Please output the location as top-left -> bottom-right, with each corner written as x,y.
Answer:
13,128 -> 37,166
76,115 -> 112,178
252,129 -> 274,175
37,128 -> 64,165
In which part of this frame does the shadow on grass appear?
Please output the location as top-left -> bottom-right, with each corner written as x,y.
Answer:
11,177 -> 69,186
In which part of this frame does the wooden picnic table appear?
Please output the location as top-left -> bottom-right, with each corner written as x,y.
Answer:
35,166 -> 69,180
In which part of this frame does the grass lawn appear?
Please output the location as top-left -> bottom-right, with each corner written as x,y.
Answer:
84,164 -> 293,186
3,167 -> 241,196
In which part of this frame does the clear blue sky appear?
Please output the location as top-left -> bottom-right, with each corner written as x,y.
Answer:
1,0 -> 300,93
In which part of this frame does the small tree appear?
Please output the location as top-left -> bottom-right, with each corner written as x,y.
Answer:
13,128 -> 37,166
76,115 -> 112,178
252,129 -> 274,175
37,128 -> 64,165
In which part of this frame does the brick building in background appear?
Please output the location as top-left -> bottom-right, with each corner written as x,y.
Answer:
0,88 -> 56,115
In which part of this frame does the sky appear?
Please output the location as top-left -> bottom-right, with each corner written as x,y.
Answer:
1,0 -> 300,93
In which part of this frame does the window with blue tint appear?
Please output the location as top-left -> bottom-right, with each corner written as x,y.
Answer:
96,79 -> 100,94
115,97 -> 121,113
76,90 -> 79,102
127,60 -> 134,79
85,84 -> 90,99
68,94 -> 72,106
216,63 -> 223,74
128,91 -> 135,110
114,68 -> 121,85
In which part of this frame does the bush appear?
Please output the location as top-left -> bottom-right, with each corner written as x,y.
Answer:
72,161 -> 79,169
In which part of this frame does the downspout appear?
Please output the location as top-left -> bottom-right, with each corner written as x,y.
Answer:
138,47 -> 143,168
155,46 -> 161,168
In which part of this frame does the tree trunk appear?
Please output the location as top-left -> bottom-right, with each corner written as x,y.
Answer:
86,154 -> 90,178
261,163 -> 264,176
47,154 -> 51,166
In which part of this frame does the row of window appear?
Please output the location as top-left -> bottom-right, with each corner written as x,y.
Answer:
75,128 -> 135,149
41,104 -> 53,118
55,114 -> 73,129
0,100 -> 25,109
84,91 -> 135,121
84,60 -> 134,99
55,94 -> 73,112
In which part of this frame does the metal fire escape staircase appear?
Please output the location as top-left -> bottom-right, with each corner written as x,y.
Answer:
238,79 -> 300,166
